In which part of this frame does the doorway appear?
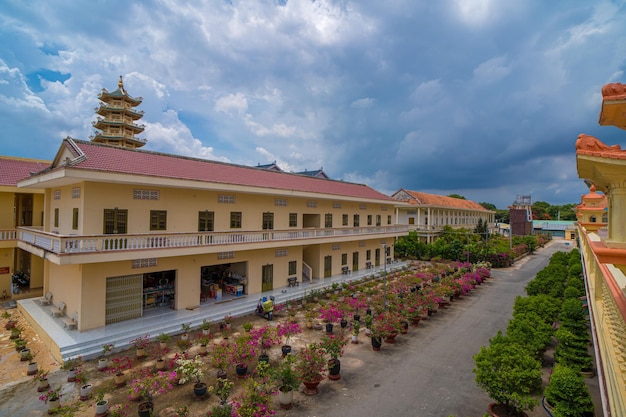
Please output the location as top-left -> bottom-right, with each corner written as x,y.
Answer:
262,264 -> 273,292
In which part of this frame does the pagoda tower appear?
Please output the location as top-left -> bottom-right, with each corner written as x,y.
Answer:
91,76 -> 146,149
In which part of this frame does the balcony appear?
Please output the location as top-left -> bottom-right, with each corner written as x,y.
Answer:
578,225 -> 626,415
16,225 -> 408,261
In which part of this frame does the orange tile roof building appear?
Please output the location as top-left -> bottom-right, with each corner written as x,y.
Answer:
575,82 -> 626,416
390,189 -> 495,243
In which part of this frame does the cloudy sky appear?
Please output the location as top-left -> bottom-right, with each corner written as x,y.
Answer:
2,0 -> 625,209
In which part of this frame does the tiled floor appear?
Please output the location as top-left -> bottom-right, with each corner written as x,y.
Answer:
18,261 -> 408,361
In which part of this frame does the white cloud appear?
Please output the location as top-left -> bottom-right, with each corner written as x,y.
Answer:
215,93 -> 248,115
472,56 -> 511,84
351,97 -> 375,108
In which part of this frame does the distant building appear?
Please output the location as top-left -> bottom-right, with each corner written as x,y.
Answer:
532,220 -> 577,240
390,189 -> 494,243
509,195 -> 533,236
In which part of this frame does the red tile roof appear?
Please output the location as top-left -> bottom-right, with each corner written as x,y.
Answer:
394,189 -> 489,211
37,139 -> 395,201
0,156 -> 51,186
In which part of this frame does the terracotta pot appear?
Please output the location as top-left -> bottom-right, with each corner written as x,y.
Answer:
302,380 -> 321,395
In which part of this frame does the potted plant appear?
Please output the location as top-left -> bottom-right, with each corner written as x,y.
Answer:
250,325 -> 278,362
2,310 -> 16,330
175,354 -> 209,397
99,343 -> 114,370
276,321 -> 301,356
60,355 -> 82,382
130,334 -> 151,358
180,322 -> 191,340
270,355 -> 300,409
34,368 -> 50,392
230,362 -> 274,417
294,342 -> 328,395
231,333 -> 257,377
156,333 -> 170,349
201,318 -> 212,335
473,332 -> 542,416
544,364 -> 594,417
38,386 -> 62,413
108,355 -> 133,385
197,333 -> 211,356
351,320 -> 361,344
321,333 -> 347,380
210,340 -> 232,379
319,305 -> 344,333
242,321 -> 253,332
94,391 -> 109,415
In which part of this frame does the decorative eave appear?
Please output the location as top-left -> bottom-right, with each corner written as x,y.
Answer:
95,105 -> 144,120
575,134 -> 626,192
599,83 -> 626,130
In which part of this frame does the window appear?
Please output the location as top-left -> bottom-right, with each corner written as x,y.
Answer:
263,212 -> 274,230
332,243 -> 340,250
376,215 -> 381,226
230,212 -> 242,228
353,214 -> 360,227
150,210 -> 167,231
288,260 -> 297,275
72,208 -> 79,230
325,213 -> 333,228
53,190 -> 61,200
104,208 -> 128,234
132,258 -> 158,268
218,251 -> 235,260
289,213 -> 297,227
133,189 -> 160,200
341,253 -> 348,265
342,214 -> 348,226
275,199 -> 287,207
198,211 -> 214,231
367,215 -> 372,226
408,217 -> 415,225
275,249 -> 288,257
72,187 -> 81,198
366,249 -> 371,260
359,203 -> 366,210
54,208 -> 59,228
332,202 -> 341,209
218,194 -> 236,204
387,215 -> 391,225
306,200 -> 317,208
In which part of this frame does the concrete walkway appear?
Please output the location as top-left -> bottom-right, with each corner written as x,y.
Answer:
17,261 -> 408,361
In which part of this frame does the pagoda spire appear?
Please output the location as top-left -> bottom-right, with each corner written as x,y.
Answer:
91,76 -> 146,149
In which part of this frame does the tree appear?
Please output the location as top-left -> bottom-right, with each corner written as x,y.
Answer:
473,332 -> 542,414
506,311 -> 554,357
447,194 -> 466,199
544,365 -> 594,417
479,202 -> 497,211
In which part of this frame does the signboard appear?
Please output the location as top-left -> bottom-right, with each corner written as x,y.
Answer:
0,267 -> 10,274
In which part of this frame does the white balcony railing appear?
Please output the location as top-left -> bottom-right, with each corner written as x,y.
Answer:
17,226 -> 408,255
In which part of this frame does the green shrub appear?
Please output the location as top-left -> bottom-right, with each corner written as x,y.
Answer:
544,365 -> 594,417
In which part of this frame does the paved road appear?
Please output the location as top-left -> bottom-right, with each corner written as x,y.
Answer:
294,241 -> 572,417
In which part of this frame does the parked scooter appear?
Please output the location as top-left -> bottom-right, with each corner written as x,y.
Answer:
256,296 -> 275,320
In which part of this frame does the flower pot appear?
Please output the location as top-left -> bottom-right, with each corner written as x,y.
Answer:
384,333 -> 398,344
325,323 -> 334,333
302,379 -> 321,396
27,361 -> 38,376
138,401 -> 154,417
97,358 -> 108,371
278,388 -> 294,409
155,359 -> 166,370
37,378 -> 50,392
340,319 -> 348,328
181,333 -> 189,341
258,354 -> 270,363
371,336 -> 382,351
114,372 -> 126,386
202,328 -> 210,336
136,347 -> 146,358
47,398 -> 60,414
328,358 -> 341,381
194,381 -> 208,398
351,334 -> 358,344
5,320 -> 16,330
281,345 -> 292,357
305,320 -> 313,329
400,320 -> 409,334
216,369 -> 227,380
353,314 -> 361,322
159,341 -> 168,350
80,383 -> 92,400
235,363 -> 248,378
95,399 -> 108,415
199,344 -> 208,356
67,368 -> 76,382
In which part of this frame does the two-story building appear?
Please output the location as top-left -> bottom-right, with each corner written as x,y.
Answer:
575,82 -> 626,416
390,188 -> 495,243
11,79 -> 407,337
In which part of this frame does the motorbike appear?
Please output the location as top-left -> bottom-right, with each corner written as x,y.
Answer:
256,296 -> 275,320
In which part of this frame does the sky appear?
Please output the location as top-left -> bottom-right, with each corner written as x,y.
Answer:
2,1 -> 626,209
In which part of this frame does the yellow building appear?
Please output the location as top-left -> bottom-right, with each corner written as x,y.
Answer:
390,189 -> 495,243
0,156 -> 48,299
576,184 -> 608,234
575,82 -> 626,416
12,79 -> 407,339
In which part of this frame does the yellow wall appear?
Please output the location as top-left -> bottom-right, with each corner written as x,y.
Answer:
0,192 -> 14,229
0,248 -> 12,296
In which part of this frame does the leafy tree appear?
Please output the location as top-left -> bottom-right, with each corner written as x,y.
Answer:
473,218 -> 487,240
544,365 -> 594,417
512,295 -> 561,327
479,202 -> 497,211
473,332 -> 542,414
554,328 -> 592,371
447,193 -> 466,199
507,311 -> 554,357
